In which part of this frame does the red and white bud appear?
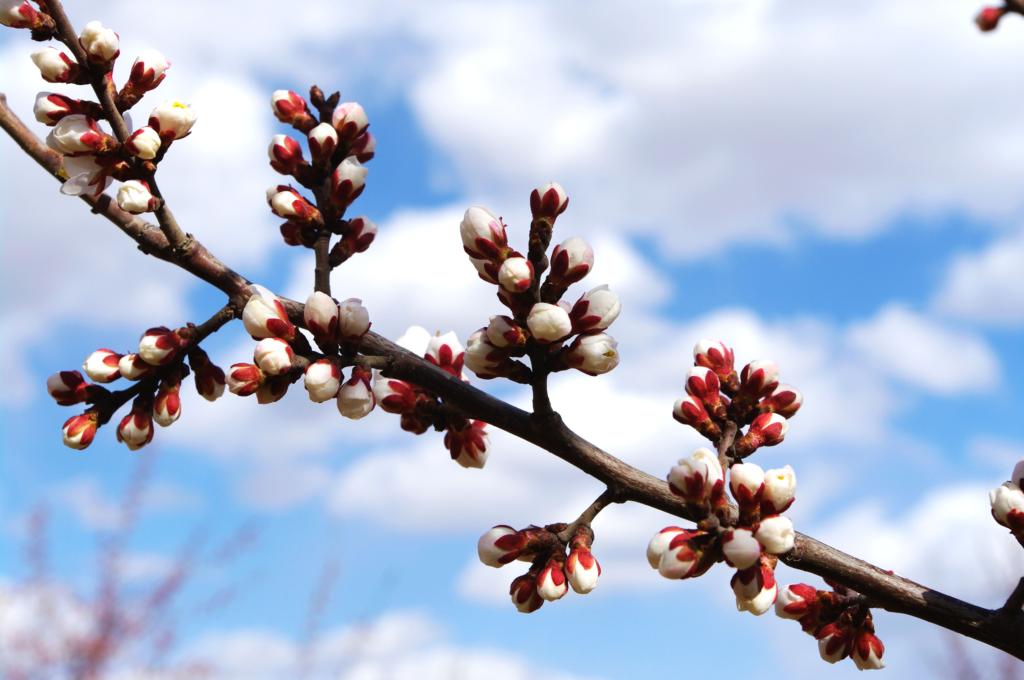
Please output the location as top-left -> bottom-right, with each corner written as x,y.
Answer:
268,134 -> 305,175
497,256 -> 533,293
761,383 -> 802,419
444,420 -> 489,469
755,515 -> 795,554
529,181 -> 569,219
256,377 -> 289,404
460,207 -> 509,260
721,528 -> 762,570
304,359 -> 341,403
79,21 -> 119,63
667,447 -> 724,503
658,530 -> 709,579
82,349 -> 122,383
271,90 -> 310,125
816,623 -> 852,664
303,291 -> 339,339
734,412 -> 789,456
337,367 -> 375,418
0,1 -> 42,29
116,404 -> 154,451
268,186 -> 319,223
124,126 -> 162,160
126,49 -> 170,93
138,326 -> 180,366
426,331 -> 465,377
242,285 -> 296,341
190,349 -> 225,402
990,483 -> 1024,533
739,359 -> 780,399
118,353 -> 152,381
469,257 -> 499,284
566,547 -> 601,594
731,561 -> 778,616
62,412 -> 98,450
117,180 -> 158,214
345,216 -> 377,253
694,339 -> 736,381
60,155 -> 112,197
485,316 -> 527,348
329,158 -> 368,206
33,92 -> 81,125
672,395 -> 722,440
851,631 -> 885,670
227,363 -> 264,397
569,285 -> 621,333
47,370 -> 87,405
331,101 -> 369,141
373,375 -> 417,413
477,525 -> 524,567
253,337 -> 294,376
565,332 -> 619,376
31,48 -> 78,83
153,381 -> 182,427
337,298 -> 370,341
685,366 -> 727,420
350,131 -> 376,162
464,329 -> 503,378
775,583 -> 819,620
527,303 -> 572,343
976,6 -> 1006,32
1013,459 -> 1024,490
510,574 -> 543,613
729,462 -> 765,509
548,236 -> 593,285
536,558 -> 568,601
148,100 -> 196,140
307,122 -> 338,162
762,465 -> 797,514
647,526 -> 688,569
46,114 -> 110,155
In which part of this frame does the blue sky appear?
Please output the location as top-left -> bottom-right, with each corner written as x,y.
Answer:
2,1 -> 1024,678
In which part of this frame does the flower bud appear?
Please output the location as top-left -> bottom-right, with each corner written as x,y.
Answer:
527,303 -> 572,343
464,330 -> 516,379
305,359 -> 341,403
148,100 -> 196,140
990,482 -> 1024,533
336,367 -> 375,418
304,291 -> 339,339
816,623 -> 851,664
337,298 -> 370,342
1013,459 -> 1024,490
976,6 -> 1006,32
153,381 -> 182,427
729,462 -> 765,509
460,207 -> 509,260
667,447 -> 724,503
46,114 -> 111,155
268,186 -> 320,223
118,353 -> 152,381
485,316 -> 527,349
329,158 -> 368,207
33,92 -> 82,125
116,180 -> 158,214
647,526 -> 688,569
62,412 -> 98,450
331,101 -> 369,141
426,331 -> 465,377
116,403 -> 154,450
373,375 -> 417,413
672,395 -> 721,440
126,49 -> 170,92
548,236 -> 593,285
566,547 -> 600,594
775,583 -> 819,621
350,131 -> 376,162
79,21 -> 119,63
253,337 -> 294,376
536,558 -> 568,601
658,530 -> 711,579
685,366 -> 727,420
444,420 -> 489,469
31,48 -> 79,84
731,561 -> 778,615
497,256 -> 533,293
190,349 -> 225,402
469,257 -> 499,284
477,525 -> 525,567
510,574 -> 543,613
851,631 -> 885,670
565,332 -> 619,376
755,515 -> 795,554
124,126 -> 162,160
138,326 -> 180,366
739,359 -> 780,400
693,339 -> 736,381
82,349 -> 122,383
308,122 -> 338,162
268,134 -> 305,175
529,181 -> 569,220
60,155 -> 111,197
256,376 -> 289,404
762,465 -> 797,515
734,413 -> 789,457
759,383 -> 802,419
0,1 -> 42,29
345,216 -> 377,253
242,285 -> 296,341
47,370 -> 87,405
721,528 -> 762,570
227,363 -> 264,397
569,285 -> 621,334
271,90 -> 311,126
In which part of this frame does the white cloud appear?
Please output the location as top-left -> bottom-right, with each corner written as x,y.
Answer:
48,476 -> 198,531
933,227 -> 1024,326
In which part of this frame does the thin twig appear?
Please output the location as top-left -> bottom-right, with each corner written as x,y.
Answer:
556,488 -> 622,543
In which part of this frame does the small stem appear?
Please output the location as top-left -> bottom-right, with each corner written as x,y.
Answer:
716,420 -> 738,469
145,175 -> 191,252
313,233 -> 331,294
189,304 -> 237,344
528,346 -> 553,416
1000,577 -> 1024,616
557,488 -> 622,543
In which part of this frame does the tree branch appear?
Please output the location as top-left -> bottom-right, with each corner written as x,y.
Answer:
3,89 -> 1022,660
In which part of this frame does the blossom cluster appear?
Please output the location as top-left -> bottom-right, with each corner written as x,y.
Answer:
988,458 -> 1024,547
478,522 -> 600,613
51,326 -> 226,451
459,184 -> 620,382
